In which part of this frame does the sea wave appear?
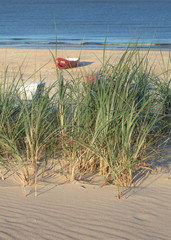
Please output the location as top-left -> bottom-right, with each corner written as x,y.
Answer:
0,41 -> 170,50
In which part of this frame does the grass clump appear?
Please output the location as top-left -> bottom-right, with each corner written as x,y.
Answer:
0,47 -> 170,199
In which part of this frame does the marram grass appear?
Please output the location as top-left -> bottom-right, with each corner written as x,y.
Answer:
0,47 -> 170,199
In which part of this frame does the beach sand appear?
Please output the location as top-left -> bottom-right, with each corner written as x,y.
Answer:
0,48 -> 171,240
0,144 -> 171,240
0,48 -> 170,85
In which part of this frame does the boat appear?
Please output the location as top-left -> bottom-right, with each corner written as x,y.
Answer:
56,57 -> 79,69
19,82 -> 46,100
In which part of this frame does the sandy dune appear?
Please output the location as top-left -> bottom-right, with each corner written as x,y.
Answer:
0,141 -> 170,240
0,170 -> 171,239
0,48 -> 170,240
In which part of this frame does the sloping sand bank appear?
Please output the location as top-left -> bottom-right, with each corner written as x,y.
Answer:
0,173 -> 171,240
0,142 -> 170,240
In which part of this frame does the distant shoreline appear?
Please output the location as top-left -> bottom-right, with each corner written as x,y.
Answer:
0,42 -> 171,50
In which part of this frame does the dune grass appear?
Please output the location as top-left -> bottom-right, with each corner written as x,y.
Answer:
0,46 -> 170,198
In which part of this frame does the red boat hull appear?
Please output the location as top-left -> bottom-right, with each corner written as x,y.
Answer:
56,58 -> 79,69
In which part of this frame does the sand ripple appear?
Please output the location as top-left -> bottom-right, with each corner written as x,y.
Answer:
0,172 -> 171,240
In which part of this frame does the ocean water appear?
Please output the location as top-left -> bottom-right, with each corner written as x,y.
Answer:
0,0 -> 170,49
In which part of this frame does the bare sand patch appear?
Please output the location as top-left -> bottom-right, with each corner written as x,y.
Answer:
0,48 -> 170,86
0,140 -> 170,240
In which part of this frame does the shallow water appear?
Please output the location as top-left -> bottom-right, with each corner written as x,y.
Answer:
0,0 -> 171,49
